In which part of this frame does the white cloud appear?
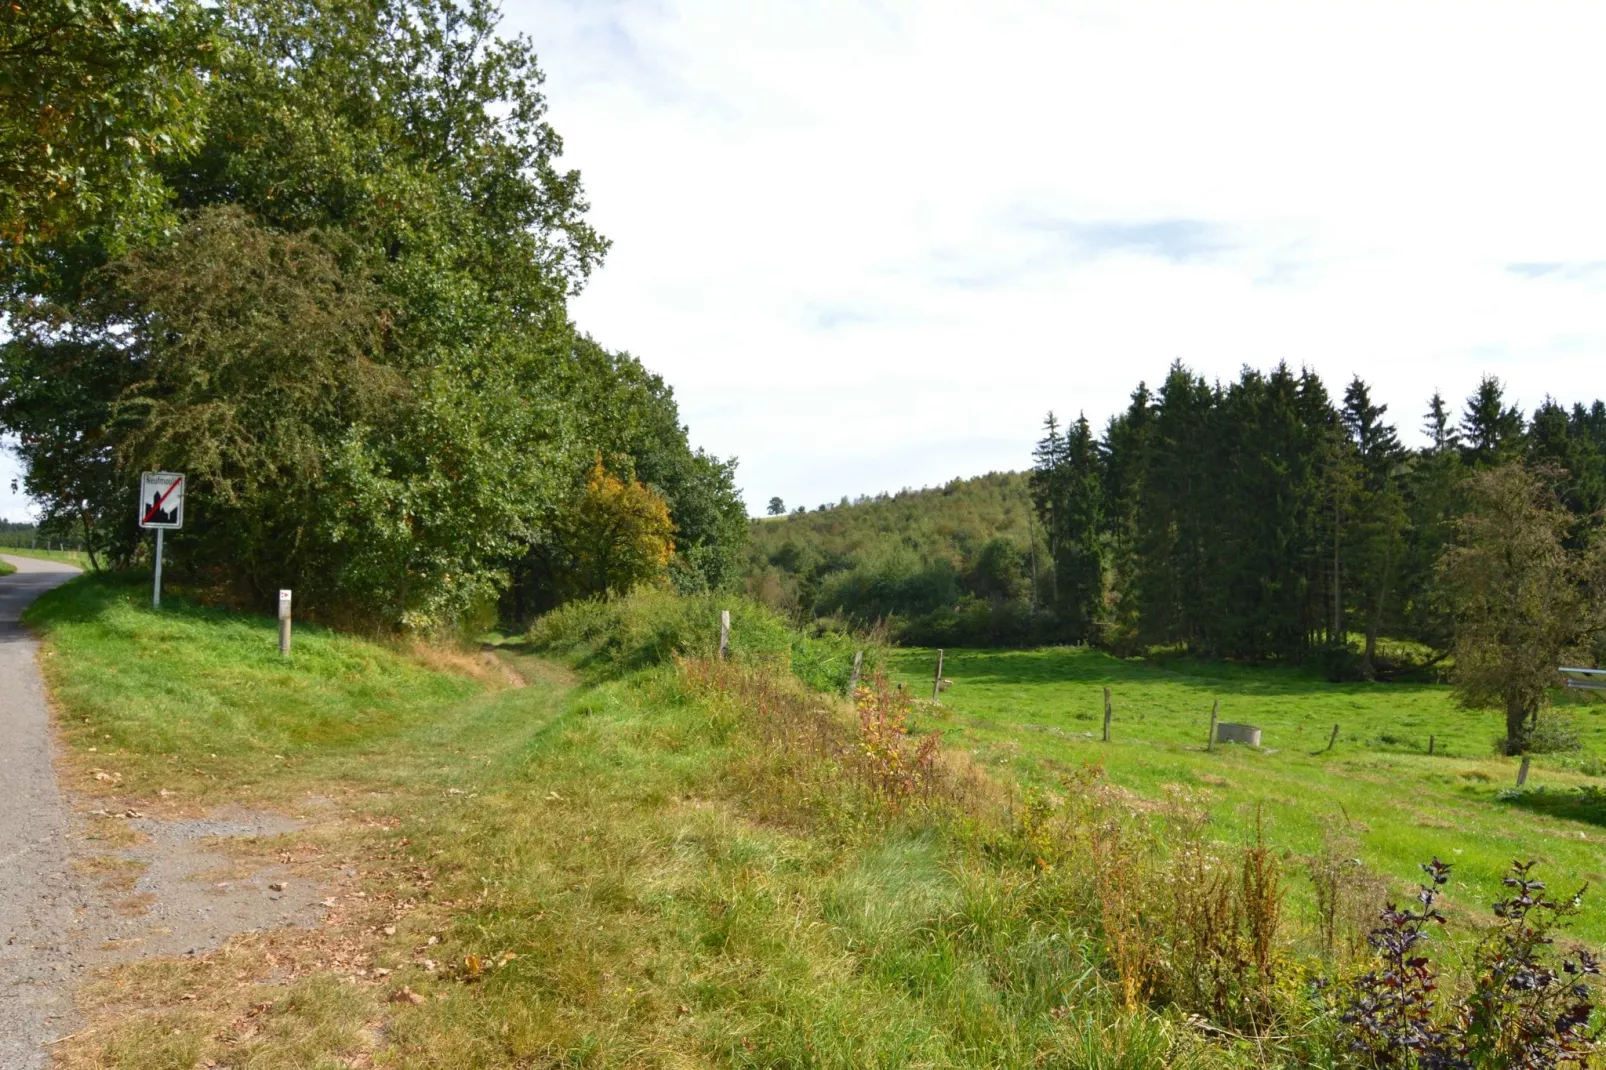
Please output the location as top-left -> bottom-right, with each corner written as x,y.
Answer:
9,2 -> 1603,520
505,0 -> 1606,513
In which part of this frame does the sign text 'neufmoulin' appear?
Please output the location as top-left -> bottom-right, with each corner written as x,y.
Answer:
138,472 -> 184,530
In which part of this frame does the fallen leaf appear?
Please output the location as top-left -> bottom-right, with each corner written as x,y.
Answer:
382,926 -> 396,936
389,987 -> 425,1006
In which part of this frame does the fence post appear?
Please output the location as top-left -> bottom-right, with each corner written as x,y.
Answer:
846,649 -> 863,699
1102,687 -> 1112,742
932,649 -> 944,702
1517,755 -> 1531,787
278,589 -> 292,656
1325,724 -> 1340,753
718,610 -> 730,660
1207,698 -> 1219,752
1428,734 -> 1435,756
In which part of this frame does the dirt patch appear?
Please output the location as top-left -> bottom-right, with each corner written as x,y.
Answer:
69,807 -> 331,965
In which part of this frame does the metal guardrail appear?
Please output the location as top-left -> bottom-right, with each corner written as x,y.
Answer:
1559,667 -> 1606,691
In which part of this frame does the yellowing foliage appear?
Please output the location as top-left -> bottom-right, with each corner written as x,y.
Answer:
558,458 -> 676,599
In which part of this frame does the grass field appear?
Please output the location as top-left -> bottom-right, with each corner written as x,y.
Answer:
889,646 -> 1606,940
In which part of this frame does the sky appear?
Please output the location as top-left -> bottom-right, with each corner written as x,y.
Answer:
6,0 -> 1606,520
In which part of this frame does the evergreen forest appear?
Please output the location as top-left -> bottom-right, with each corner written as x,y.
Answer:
747,368 -> 1606,683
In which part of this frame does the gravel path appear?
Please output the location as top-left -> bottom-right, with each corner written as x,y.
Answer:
0,555 -> 84,1069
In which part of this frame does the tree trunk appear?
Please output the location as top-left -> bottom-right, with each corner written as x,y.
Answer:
1505,693 -> 1529,755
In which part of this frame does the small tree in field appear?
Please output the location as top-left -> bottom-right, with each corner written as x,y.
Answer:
767,496 -> 785,516
1441,463 -> 1600,754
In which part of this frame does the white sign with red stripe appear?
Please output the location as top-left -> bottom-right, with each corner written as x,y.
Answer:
138,471 -> 185,529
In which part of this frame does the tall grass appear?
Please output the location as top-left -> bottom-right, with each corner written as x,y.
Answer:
529,587 -> 881,693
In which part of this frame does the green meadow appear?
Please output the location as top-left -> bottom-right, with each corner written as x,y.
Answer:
890,646 -> 1606,941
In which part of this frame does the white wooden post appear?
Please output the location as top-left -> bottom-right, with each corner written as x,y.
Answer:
847,649 -> 863,698
1207,698 -> 1219,752
278,589 -> 292,656
932,649 -> 944,702
718,609 -> 730,660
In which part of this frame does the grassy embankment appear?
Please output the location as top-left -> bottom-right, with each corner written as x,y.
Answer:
2,546 -> 93,568
890,646 -> 1606,940
36,576 -> 1268,1069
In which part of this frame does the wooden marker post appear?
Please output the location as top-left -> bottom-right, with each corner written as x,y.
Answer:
847,650 -> 863,698
932,649 -> 944,702
1428,735 -> 1435,756
1325,724 -> 1340,753
1102,687 -> 1112,742
278,589 -> 292,656
1207,699 -> 1219,752
1517,755 -> 1531,787
718,610 -> 730,660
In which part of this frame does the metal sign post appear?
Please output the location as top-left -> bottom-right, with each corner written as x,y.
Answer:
138,471 -> 185,609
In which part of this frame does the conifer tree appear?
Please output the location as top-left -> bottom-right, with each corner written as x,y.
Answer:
1056,414 -> 1105,641
1460,376 -> 1526,469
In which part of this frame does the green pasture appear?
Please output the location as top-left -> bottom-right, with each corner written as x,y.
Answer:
890,646 -> 1606,942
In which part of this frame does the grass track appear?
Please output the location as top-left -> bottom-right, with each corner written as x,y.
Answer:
890,646 -> 1606,941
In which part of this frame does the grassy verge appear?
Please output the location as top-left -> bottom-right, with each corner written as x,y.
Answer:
1,545 -> 92,567
0,557 -> 13,575
36,578 -> 1242,1067
890,645 -> 1606,941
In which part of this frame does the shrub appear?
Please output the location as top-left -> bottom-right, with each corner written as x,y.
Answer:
531,588 -> 885,695
852,670 -> 941,806
529,589 -> 793,675
1336,859 -> 1602,1067
1525,709 -> 1584,754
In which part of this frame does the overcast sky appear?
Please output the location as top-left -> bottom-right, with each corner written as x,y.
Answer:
7,1 -> 1605,520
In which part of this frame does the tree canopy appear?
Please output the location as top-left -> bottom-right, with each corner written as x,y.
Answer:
1,0 -> 745,631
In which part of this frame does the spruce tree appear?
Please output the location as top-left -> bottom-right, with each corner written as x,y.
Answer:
1460,376 -> 1526,469
1057,414 -> 1105,641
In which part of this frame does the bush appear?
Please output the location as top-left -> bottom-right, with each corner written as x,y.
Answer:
1335,859 -> 1601,1066
529,588 -> 883,693
1526,709 -> 1584,754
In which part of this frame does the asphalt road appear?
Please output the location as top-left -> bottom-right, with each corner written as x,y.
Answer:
0,555 -> 84,1069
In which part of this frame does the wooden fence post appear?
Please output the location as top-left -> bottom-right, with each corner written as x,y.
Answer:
931,649 -> 944,702
718,610 -> 730,660
1207,699 -> 1219,752
847,649 -> 863,698
1102,687 -> 1112,742
1325,724 -> 1340,753
1517,755 -> 1531,787
1428,735 -> 1435,756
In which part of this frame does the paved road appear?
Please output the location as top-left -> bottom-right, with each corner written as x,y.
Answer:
0,555 -> 84,1069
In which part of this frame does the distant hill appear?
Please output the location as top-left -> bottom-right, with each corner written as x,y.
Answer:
744,472 -> 1054,645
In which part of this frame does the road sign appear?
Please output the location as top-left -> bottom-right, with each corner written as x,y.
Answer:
138,471 -> 185,529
